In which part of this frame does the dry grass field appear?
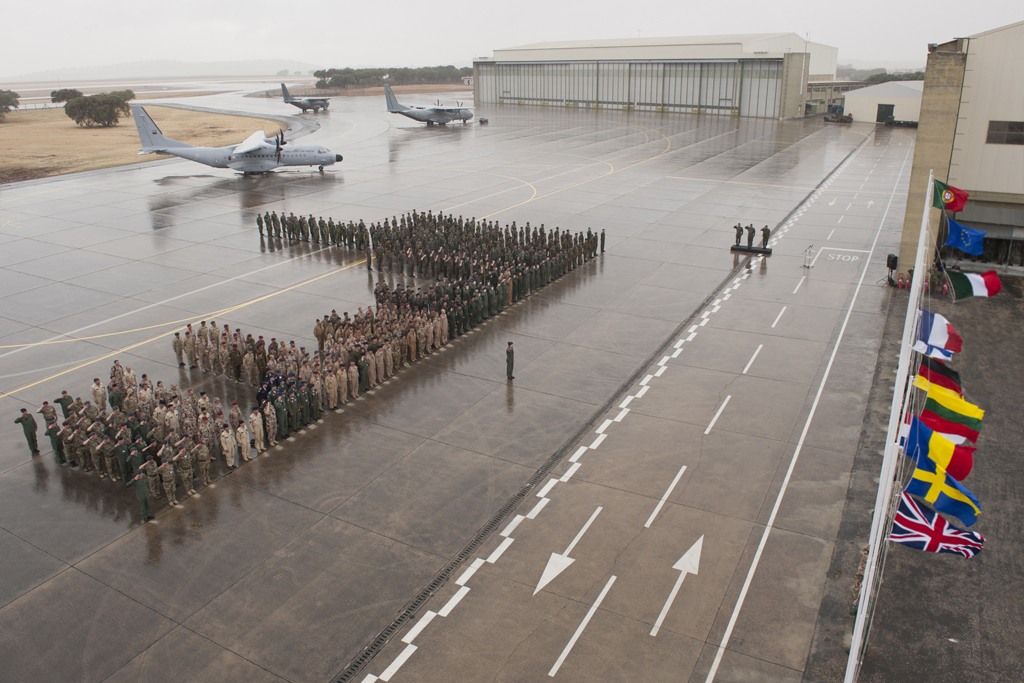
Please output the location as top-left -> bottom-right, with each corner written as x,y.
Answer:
0,106 -> 286,183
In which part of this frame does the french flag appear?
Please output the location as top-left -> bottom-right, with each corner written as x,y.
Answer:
917,309 -> 963,353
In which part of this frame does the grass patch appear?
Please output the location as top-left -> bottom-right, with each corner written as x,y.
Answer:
0,105 -> 287,183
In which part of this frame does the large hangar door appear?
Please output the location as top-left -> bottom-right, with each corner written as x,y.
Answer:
629,62 -> 664,111
739,60 -> 782,118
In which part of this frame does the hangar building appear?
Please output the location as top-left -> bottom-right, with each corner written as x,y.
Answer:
473,33 -> 837,119
898,20 -> 1024,271
843,81 -> 923,124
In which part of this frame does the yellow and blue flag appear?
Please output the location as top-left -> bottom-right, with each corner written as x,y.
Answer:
905,466 -> 982,527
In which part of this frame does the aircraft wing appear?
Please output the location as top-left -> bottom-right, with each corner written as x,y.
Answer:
428,106 -> 474,112
232,131 -> 274,155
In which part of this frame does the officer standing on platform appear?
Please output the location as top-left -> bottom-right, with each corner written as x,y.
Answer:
734,224 -> 744,245
761,225 -> 771,248
746,224 -> 755,248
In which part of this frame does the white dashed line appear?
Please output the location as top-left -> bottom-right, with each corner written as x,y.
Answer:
671,349 -> 682,359
569,446 -> 588,462
793,276 -> 806,294
619,395 -> 634,408
439,586 -> 472,614
636,386 -> 649,398
560,462 -> 582,482
704,395 -> 732,435
527,498 -> 549,519
537,478 -> 558,497
379,643 -> 417,681
590,433 -> 608,448
772,306 -> 787,328
655,366 -> 667,376
645,465 -> 688,528
595,419 -> 613,434
402,611 -> 437,643
500,516 -> 524,538
614,408 -> 630,421
742,345 -> 764,374
548,576 -> 617,677
485,538 -> 513,564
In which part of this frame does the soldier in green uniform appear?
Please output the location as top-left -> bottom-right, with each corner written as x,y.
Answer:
229,344 -> 243,382
275,393 -> 289,439
44,421 -> 64,464
173,449 -> 195,496
761,225 -> 771,248
55,391 -> 74,419
286,392 -> 300,432
734,223 -> 744,245
15,408 -> 40,455
131,469 -> 154,522
746,223 -> 755,247
256,213 -> 264,236
600,228 -> 606,253
506,341 -> 515,380
193,442 -> 212,486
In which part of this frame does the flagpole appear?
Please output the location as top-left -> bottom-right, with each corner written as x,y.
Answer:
844,170 -> 935,682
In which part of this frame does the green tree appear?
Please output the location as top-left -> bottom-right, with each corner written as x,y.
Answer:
50,88 -> 83,103
63,90 -> 135,127
0,90 -> 19,122
864,71 -> 925,84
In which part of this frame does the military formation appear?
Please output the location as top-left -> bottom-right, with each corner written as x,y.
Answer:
14,208 -> 608,524
733,223 -> 771,248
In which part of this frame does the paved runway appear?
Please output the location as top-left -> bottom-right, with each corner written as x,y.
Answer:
0,88 -> 911,683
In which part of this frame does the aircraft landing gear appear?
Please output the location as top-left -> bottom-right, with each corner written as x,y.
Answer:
318,165 -> 324,172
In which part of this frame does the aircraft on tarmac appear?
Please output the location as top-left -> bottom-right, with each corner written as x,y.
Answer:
131,105 -> 342,174
281,83 -> 330,112
384,84 -> 473,126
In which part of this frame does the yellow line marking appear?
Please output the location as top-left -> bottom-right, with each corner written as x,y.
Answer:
0,259 -> 366,400
664,176 -> 899,195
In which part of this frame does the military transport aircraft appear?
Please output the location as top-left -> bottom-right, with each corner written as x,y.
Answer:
384,84 -> 473,126
281,84 -> 330,113
131,105 -> 342,174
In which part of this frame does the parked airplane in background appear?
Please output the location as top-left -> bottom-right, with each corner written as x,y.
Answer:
384,84 -> 473,126
131,105 -> 342,173
282,83 -> 330,112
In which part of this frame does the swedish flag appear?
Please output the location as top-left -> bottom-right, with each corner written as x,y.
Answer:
905,465 -> 982,527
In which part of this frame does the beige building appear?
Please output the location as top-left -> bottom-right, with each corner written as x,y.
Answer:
843,81 -> 922,123
805,80 -> 867,114
474,33 -> 837,119
898,20 -> 1024,271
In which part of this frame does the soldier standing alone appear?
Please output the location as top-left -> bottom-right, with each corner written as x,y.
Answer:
15,408 -> 40,456
506,341 -> 515,381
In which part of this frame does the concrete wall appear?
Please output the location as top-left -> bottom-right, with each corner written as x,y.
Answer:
948,23 -> 1024,198
897,41 -> 967,272
779,52 -> 810,119
844,94 -> 922,124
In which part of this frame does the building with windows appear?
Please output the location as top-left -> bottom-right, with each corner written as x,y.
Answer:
473,33 -> 838,119
805,80 -> 867,115
898,20 -> 1024,271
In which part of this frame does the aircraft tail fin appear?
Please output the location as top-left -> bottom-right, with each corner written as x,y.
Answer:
384,84 -> 408,113
131,105 -> 190,154
281,83 -> 295,101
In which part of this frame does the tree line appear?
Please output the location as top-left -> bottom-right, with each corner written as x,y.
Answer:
313,66 -> 472,89
52,89 -> 135,127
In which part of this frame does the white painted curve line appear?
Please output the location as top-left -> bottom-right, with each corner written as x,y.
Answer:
645,465 -> 688,527
569,446 -> 588,462
486,538 -> 513,564
590,433 -> 608,448
704,134 -> 914,683
742,345 -> 763,374
537,478 -> 558,498
548,575 -> 617,677
655,366 -> 667,377
771,306 -> 787,329
793,276 -> 806,294
402,611 -> 437,643
527,498 -> 549,519
560,462 -> 582,482
379,643 -> 417,681
704,396 -> 731,435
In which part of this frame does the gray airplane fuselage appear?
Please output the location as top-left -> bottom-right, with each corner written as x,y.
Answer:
398,107 -> 473,125
160,145 -> 342,173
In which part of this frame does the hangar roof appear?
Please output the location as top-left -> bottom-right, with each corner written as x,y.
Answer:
486,33 -> 838,78
844,81 -> 924,100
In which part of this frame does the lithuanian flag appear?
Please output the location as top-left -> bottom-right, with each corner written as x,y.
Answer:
922,384 -> 984,442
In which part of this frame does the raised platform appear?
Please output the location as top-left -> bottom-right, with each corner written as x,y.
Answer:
731,244 -> 773,255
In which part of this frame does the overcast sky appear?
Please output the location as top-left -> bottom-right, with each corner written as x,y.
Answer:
5,0 -> 1021,78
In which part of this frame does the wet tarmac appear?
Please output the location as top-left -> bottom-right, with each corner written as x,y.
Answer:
0,88 -> 912,683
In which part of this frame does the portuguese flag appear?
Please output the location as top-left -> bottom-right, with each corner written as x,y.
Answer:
947,270 -> 1002,299
933,179 -> 970,212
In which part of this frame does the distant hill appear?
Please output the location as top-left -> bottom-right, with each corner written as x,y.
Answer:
9,60 -> 321,82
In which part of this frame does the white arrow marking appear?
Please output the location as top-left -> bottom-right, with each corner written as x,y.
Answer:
650,536 -> 704,636
535,507 -> 602,595
828,198 -> 837,206
867,200 -> 875,208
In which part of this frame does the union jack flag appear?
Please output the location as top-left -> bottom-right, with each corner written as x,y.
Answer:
889,492 -> 984,558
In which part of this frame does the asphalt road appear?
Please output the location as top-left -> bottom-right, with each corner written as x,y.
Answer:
0,88 -> 912,683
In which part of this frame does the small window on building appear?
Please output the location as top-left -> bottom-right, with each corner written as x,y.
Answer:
986,121 -> 1024,145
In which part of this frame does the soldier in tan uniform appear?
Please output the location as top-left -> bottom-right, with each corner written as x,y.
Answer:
220,424 -> 237,469
248,408 -> 265,455
158,458 -> 178,506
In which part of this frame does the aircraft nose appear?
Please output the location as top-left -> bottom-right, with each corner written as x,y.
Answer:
335,154 -> 343,163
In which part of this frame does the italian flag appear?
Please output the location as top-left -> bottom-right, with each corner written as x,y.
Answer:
947,270 -> 1002,299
